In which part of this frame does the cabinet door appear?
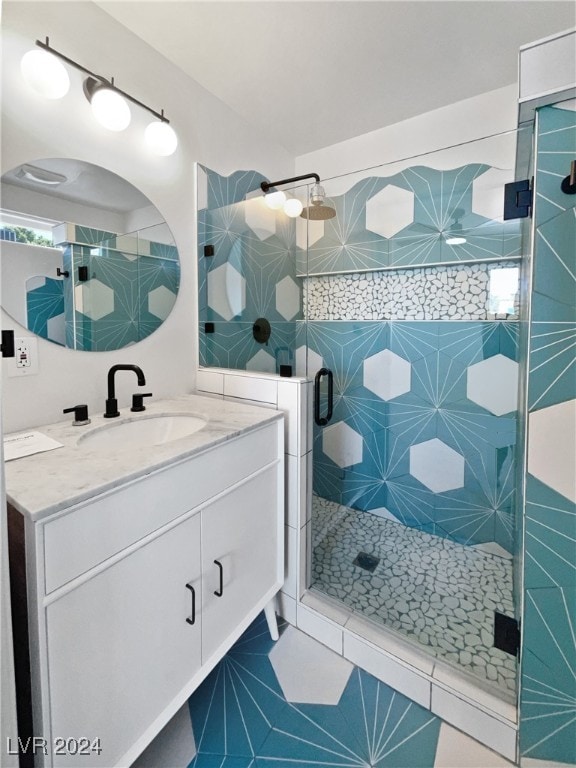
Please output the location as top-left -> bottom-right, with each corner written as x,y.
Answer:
201,465 -> 279,659
45,513 -> 202,767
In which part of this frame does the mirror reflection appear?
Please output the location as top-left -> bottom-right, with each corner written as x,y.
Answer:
1,159 -> 180,351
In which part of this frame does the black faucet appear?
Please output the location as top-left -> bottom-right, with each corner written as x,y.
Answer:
104,364 -> 146,418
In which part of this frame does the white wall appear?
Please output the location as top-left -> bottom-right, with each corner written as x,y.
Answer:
1,0 -> 293,433
1,181 -> 128,233
296,84 -> 519,189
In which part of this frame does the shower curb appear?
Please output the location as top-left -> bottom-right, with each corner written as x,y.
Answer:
278,589 -> 518,763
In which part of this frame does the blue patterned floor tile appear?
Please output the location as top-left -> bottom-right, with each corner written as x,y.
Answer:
229,613 -> 287,658
189,652 -> 283,758
336,668 -> 440,766
257,701 -> 367,766
189,755 -> 256,768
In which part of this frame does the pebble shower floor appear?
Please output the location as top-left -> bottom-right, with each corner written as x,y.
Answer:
311,496 -> 517,695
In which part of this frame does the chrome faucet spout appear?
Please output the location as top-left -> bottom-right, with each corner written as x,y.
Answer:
105,364 -> 147,418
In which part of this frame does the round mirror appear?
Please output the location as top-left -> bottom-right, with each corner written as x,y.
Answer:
1,158 -> 179,351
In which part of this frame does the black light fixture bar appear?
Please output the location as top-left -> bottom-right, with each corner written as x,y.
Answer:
260,173 -> 320,193
36,37 -> 170,124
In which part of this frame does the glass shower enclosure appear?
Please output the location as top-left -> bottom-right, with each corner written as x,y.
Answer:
197,128 -> 531,703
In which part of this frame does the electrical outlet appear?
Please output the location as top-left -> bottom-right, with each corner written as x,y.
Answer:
8,337 -> 38,377
16,338 -> 31,368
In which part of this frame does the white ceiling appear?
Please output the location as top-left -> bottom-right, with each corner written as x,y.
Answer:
96,1 -> 575,155
2,159 -> 151,212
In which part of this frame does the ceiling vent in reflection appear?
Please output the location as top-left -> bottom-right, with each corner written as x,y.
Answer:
17,164 -> 67,186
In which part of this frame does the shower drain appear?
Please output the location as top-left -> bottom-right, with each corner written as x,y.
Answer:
352,551 -> 380,572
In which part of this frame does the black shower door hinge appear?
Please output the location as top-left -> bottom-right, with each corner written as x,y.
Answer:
1,330 -> 15,358
494,612 -> 521,656
503,179 -> 533,220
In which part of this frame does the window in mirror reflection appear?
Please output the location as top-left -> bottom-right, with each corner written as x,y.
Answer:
0,210 -> 55,247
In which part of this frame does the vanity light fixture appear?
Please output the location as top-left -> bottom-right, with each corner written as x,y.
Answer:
283,198 -> 304,217
260,173 -> 336,220
83,77 -> 131,132
263,190 -> 287,210
21,38 -> 178,155
20,47 -> 70,99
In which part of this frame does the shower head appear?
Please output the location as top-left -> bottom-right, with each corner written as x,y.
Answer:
260,173 -> 336,220
300,183 -> 336,220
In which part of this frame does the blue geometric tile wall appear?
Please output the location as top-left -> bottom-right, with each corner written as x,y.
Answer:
302,164 -> 522,275
28,224 -> 179,351
198,162 -> 522,374
198,166 -> 300,374
305,320 -> 519,552
198,165 -> 521,553
520,104 -> 576,764
26,276 -> 65,345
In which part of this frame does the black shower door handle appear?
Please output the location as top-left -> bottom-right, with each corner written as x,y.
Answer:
314,368 -> 333,426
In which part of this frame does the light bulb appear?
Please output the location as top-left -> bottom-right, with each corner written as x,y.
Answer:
21,49 -> 70,99
90,87 -> 131,131
264,190 -> 286,210
445,236 -> 467,246
145,120 -> 178,156
283,198 -> 303,217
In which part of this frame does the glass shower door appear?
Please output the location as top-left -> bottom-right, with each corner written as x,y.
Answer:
303,134 -> 529,700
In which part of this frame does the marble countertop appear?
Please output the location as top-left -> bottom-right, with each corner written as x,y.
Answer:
5,393 -> 282,522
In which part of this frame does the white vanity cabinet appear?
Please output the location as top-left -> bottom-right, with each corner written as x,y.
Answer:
8,416 -> 284,768
201,465 -> 279,659
45,513 -> 203,767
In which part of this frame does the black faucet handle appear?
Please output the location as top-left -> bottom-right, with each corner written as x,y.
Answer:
131,393 -> 153,412
104,398 -> 120,418
63,404 -> 91,425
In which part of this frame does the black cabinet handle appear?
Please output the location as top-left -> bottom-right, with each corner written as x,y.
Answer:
314,368 -> 333,426
185,583 -> 196,625
214,560 -> 224,597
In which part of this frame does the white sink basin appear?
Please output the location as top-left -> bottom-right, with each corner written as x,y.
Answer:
77,414 -> 207,451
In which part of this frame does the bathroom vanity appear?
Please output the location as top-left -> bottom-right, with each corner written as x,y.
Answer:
6,394 -> 284,767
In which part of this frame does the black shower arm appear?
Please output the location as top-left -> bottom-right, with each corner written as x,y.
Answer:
261,173 -> 320,193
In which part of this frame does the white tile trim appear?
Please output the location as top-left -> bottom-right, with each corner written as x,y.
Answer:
431,685 -> 517,762
344,633 -> 432,709
297,589 -> 518,763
